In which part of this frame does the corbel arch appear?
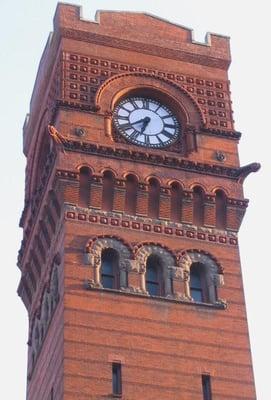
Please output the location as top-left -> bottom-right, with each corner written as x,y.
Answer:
123,171 -> 140,181
211,186 -> 229,197
100,167 -> 118,177
190,182 -> 208,192
76,163 -> 94,173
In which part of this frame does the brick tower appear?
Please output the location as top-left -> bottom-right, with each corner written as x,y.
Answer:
18,4 -> 259,399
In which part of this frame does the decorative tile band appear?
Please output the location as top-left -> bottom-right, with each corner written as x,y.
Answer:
65,207 -> 238,246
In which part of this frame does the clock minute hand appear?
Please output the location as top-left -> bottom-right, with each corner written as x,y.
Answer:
131,116 -> 149,126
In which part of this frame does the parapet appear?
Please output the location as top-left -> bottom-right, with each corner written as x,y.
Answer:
53,3 -> 231,68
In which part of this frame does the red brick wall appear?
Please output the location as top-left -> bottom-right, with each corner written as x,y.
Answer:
18,3 -> 256,400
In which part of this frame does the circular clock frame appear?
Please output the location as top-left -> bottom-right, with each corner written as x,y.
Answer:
112,96 -> 181,148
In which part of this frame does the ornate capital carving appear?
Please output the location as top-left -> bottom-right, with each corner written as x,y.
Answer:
84,253 -> 101,267
178,253 -> 192,270
170,266 -> 184,280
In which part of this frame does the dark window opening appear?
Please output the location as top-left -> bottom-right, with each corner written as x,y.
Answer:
146,255 -> 163,296
170,182 -> 182,222
112,363 -> 122,396
193,186 -> 204,226
79,167 -> 91,207
148,178 -> 160,219
102,171 -> 115,211
125,174 -> 138,215
101,248 -> 119,289
202,374 -> 212,400
190,262 -> 208,303
215,190 -> 227,229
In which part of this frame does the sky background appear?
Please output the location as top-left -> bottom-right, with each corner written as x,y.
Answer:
0,0 -> 270,398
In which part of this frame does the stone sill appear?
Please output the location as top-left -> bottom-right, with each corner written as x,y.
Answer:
83,282 -> 227,310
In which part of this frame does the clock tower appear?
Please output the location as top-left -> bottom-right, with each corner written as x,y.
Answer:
18,4 -> 259,399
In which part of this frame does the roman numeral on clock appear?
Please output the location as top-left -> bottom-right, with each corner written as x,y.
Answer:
144,135 -> 150,145
118,116 -> 129,121
164,123 -> 176,129
142,99 -> 149,109
119,122 -> 132,129
129,130 -> 140,140
161,130 -> 174,139
156,135 -> 164,144
130,99 -> 139,109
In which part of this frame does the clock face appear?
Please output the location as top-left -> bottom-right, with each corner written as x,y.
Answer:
113,97 -> 180,148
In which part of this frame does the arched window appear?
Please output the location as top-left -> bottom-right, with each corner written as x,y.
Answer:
193,186 -> 204,226
125,174 -> 138,215
148,178 -> 160,219
215,190 -> 227,229
102,171 -> 115,211
146,255 -> 164,296
101,248 -> 119,289
190,262 -> 211,303
170,182 -> 182,222
79,167 -> 91,207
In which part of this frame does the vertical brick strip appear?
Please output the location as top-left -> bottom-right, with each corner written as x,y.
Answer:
63,180 -> 79,205
90,176 -> 103,209
136,183 -> 148,217
113,180 -> 126,212
204,194 -> 216,227
181,190 -> 193,224
159,187 -> 171,220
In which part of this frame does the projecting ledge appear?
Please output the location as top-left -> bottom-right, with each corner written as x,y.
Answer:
83,281 -> 227,310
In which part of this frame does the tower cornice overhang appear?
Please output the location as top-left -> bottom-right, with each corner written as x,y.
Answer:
60,138 -> 259,181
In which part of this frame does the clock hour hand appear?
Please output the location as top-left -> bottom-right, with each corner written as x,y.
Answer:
140,117 -> 150,133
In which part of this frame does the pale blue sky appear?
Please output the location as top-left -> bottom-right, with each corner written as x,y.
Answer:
1,1 -> 270,398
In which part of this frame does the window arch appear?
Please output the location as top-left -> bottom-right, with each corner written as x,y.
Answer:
101,248 -> 119,289
79,166 -> 92,207
145,254 -> 164,296
193,186 -> 205,226
125,174 -> 138,215
148,178 -> 160,219
215,190 -> 227,229
86,237 -> 131,289
135,243 -> 175,296
180,251 -> 224,304
102,170 -> 115,211
170,182 -> 182,222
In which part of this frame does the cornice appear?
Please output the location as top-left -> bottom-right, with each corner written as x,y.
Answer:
60,27 -> 230,70
61,138 -> 252,181
201,127 -> 241,140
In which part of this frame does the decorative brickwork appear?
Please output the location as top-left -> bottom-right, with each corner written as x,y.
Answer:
18,4 -> 259,400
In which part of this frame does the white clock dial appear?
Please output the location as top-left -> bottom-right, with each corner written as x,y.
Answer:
113,97 -> 180,148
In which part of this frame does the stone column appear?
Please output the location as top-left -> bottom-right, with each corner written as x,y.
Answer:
178,253 -> 193,300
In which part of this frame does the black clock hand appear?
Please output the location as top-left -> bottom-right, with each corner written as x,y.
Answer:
130,118 -> 145,125
140,118 -> 150,133
131,116 -> 150,126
